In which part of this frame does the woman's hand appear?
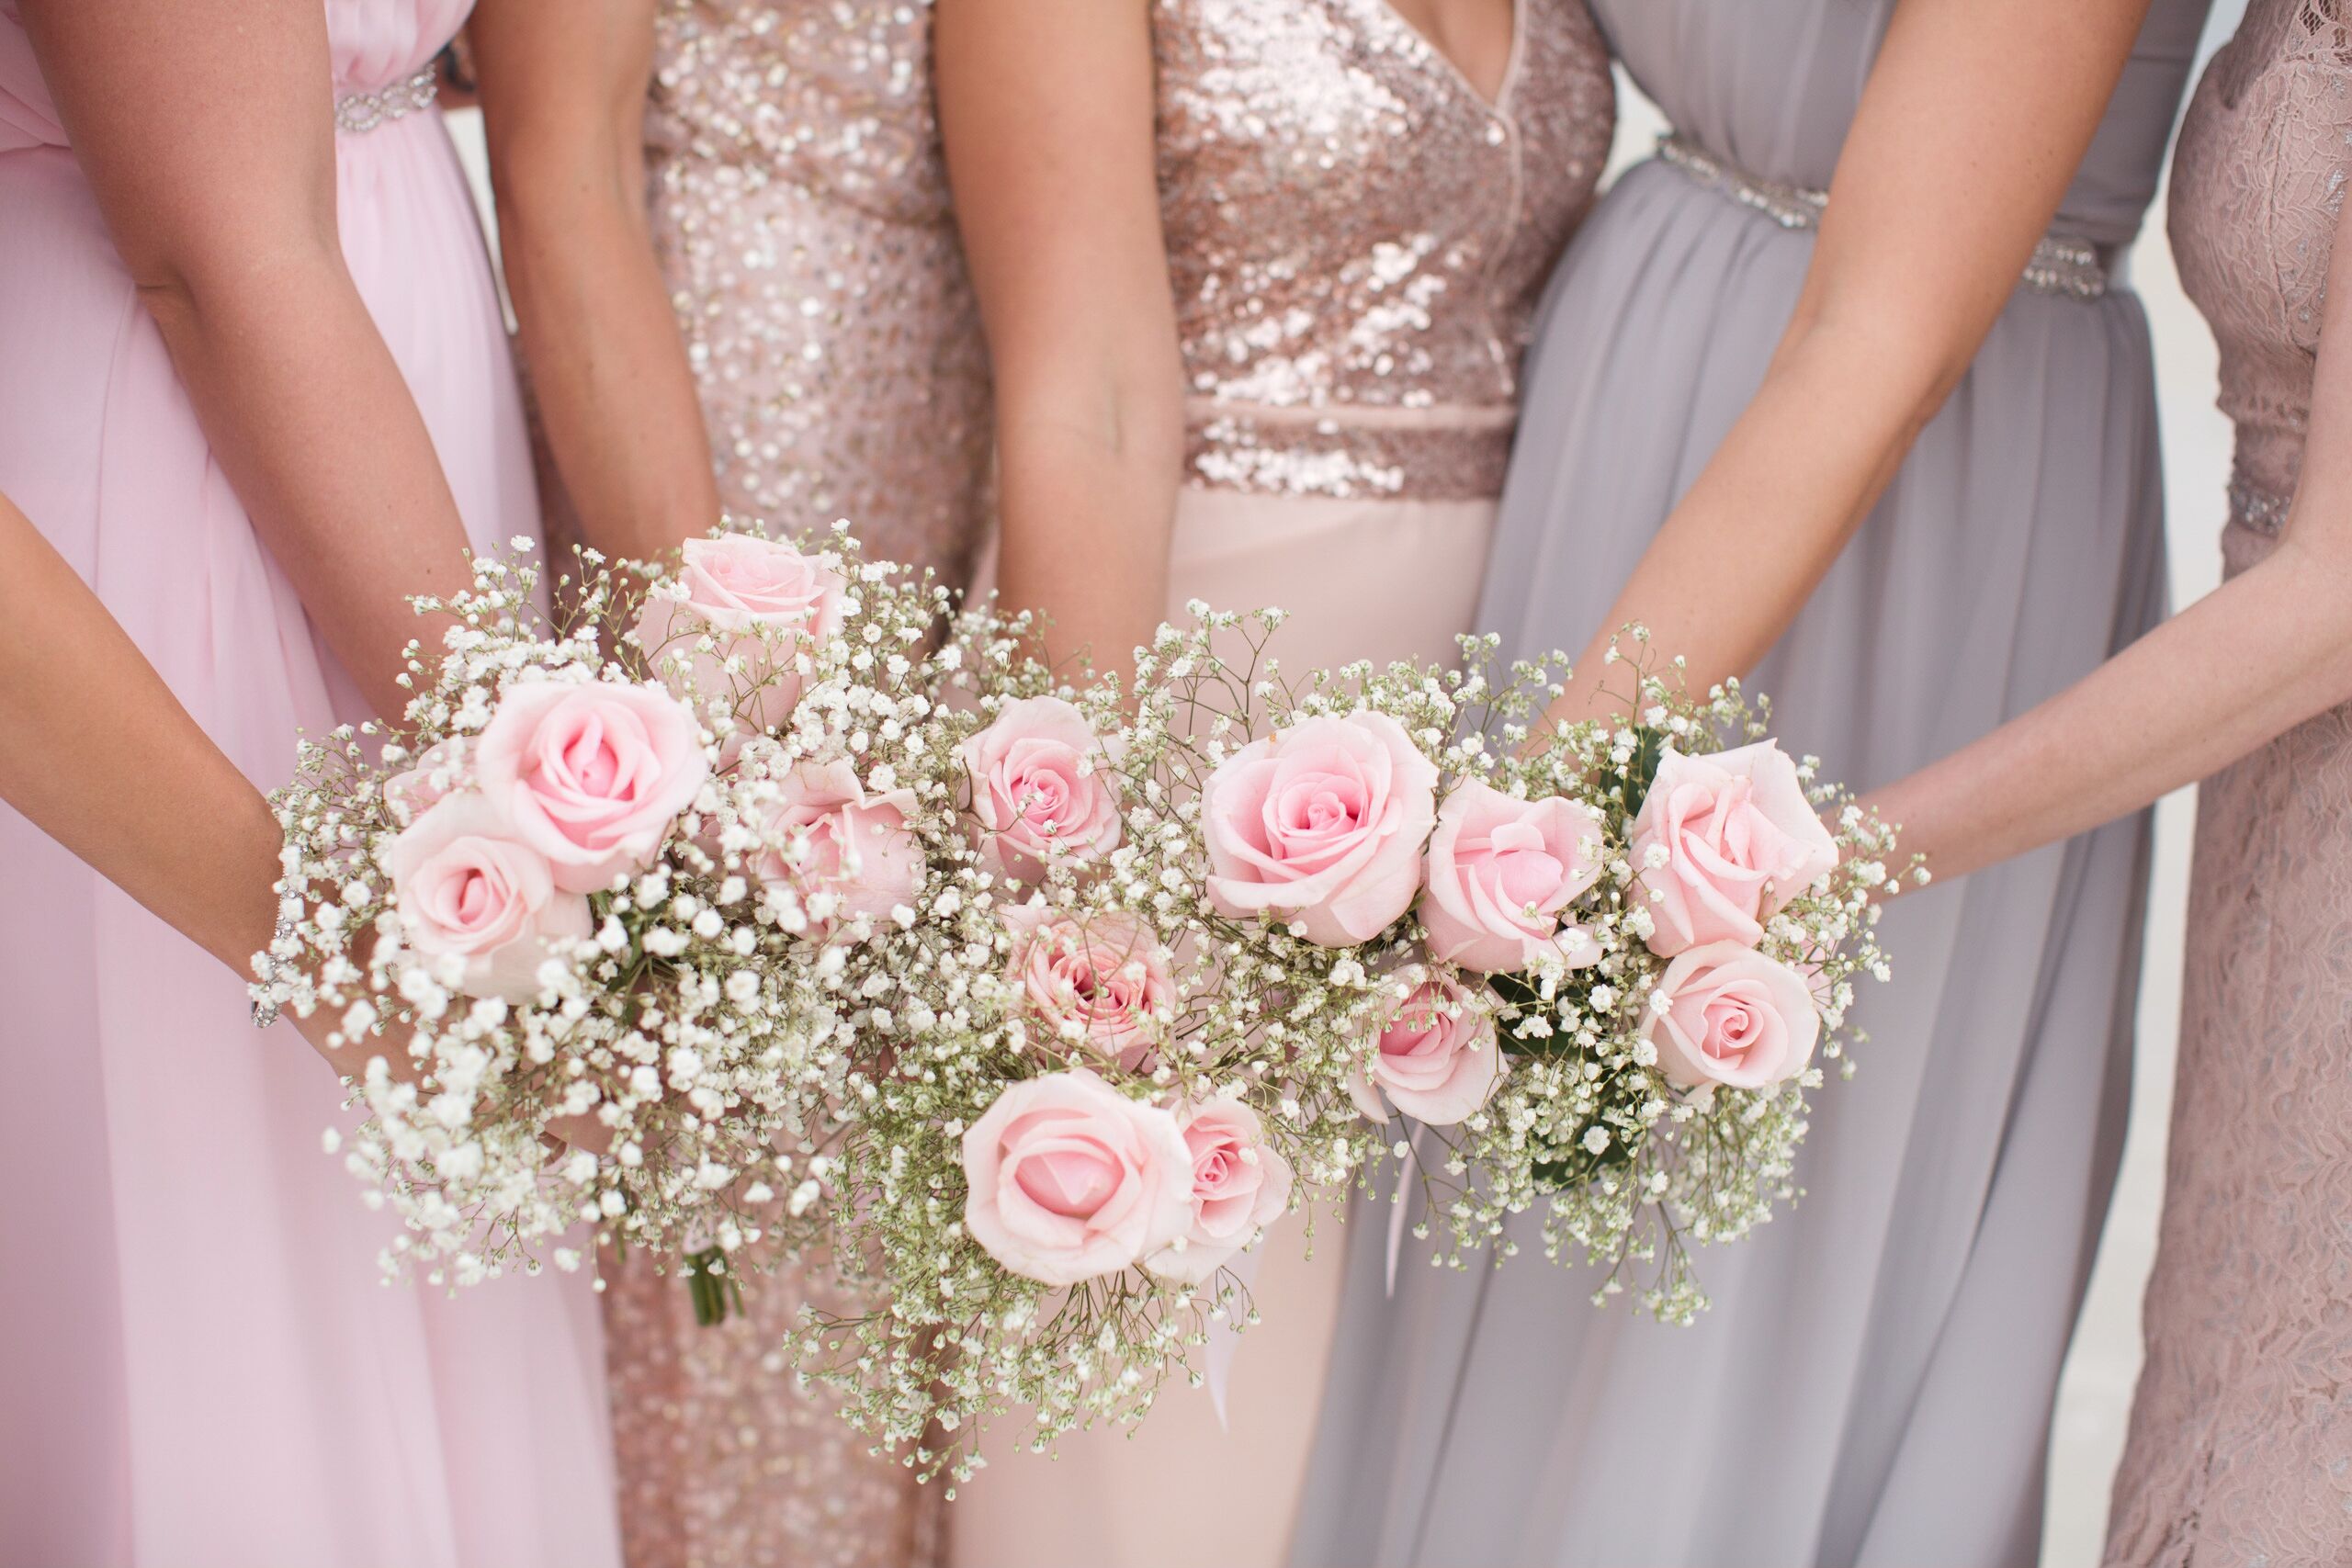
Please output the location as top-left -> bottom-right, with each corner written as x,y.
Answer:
469,0 -> 723,564
1540,0 -> 2155,727
936,0 -> 1184,688
1863,196 -> 2352,885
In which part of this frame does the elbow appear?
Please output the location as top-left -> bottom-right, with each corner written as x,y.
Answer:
1779,288 -> 1976,448
128,228 -> 350,344
999,359 -> 1186,491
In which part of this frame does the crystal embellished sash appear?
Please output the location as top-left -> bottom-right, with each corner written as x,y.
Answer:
334,67 -> 439,136
1656,133 -> 2112,302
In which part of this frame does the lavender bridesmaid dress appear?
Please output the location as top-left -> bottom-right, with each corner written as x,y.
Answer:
0,5 -> 620,1562
1294,3 -> 2211,1564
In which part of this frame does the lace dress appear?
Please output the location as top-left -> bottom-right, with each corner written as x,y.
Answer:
2104,4 -> 2352,1559
597,6 -> 982,1567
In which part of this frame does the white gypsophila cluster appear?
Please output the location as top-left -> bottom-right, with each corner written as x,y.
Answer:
261,529 -> 964,1306
784,608 -> 1411,1486
260,526 -> 1905,1487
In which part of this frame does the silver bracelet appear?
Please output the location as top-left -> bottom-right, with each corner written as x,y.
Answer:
250,899 -> 299,1031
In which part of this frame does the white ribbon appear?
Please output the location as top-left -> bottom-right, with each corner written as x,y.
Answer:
1203,1231 -> 1270,1429
1385,1122 -> 1427,1297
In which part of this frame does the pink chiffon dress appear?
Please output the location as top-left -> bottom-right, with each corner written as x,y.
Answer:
0,5 -> 622,1563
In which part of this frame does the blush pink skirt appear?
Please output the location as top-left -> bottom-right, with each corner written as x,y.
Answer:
945,486 -> 1494,1568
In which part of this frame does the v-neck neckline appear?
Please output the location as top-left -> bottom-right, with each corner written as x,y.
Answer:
1367,0 -> 1527,116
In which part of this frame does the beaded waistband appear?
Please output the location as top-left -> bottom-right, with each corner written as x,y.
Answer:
1656,133 -> 2113,302
1184,401 -> 1514,502
334,67 -> 439,136
2229,477 -> 2291,535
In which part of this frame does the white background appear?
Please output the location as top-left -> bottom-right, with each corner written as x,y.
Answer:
449,8 -> 2245,1551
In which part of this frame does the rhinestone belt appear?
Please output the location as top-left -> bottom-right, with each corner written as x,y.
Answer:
1657,133 -> 2112,302
2229,478 -> 2292,535
334,66 -> 439,136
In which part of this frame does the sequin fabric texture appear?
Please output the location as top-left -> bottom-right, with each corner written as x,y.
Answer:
605,6 -> 978,1567
1154,0 -> 1614,499
642,0 -> 990,585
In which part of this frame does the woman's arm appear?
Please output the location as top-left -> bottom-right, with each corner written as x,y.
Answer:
469,0 -> 722,562
936,0 -> 1182,685
1866,199 -> 2352,884
17,0 -> 482,721
1543,0 -> 2154,723
0,491 -> 365,1071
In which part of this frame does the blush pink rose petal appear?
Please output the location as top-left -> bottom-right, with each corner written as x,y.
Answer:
1202,711 -> 1439,947
1349,970 -> 1504,1125
1419,780 -> 1607,974
628,533 -> 848,743
382,737 -> 472,828
961,1069 -> 1195,1286
957,696 -> 1124,885
1629,741 -> 1841,956
1144,1096 -> 1295,1284
473,679 -> 712,895
746,758 -> 924,937
1001,903 -> 1174,1072
386,794 -> 594,1002
1644,942 -> 1822,1093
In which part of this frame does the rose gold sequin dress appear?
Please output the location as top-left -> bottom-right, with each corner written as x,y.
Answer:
642,0 -> 989,577
948,4 -> 1612,1565
599,6 -> 985,1567
2104,4 -> 2352,1559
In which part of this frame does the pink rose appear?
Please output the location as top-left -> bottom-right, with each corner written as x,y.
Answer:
957,696 -> 1123,884
746,759 -> 923,937
629,533 -> 847,741
1144,1097 -> 1294,1284
1001,903 -> 1173,1072
1202,711 -> 1438,946
1644,942 -> 1821,1093
386,794 -> 594,1002
382,737 -> 471,828
1348,970 -> 1503,1125
1419,781 -> 1606,974
473,680 -> 711,895
961,1069 -> 1194,1285
1630,741 -> 1840,955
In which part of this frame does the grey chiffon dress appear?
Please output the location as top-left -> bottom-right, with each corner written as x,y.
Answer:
1291,3 -> 2212,1564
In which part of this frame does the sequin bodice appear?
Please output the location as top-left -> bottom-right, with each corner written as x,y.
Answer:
2168,0 -> 2352,532
643,0 -> 989,582
1155,0 -> 1613,500
648,0 -> 950,226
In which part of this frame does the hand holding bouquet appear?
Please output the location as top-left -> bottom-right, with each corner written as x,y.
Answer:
255,525 -> 1907,1486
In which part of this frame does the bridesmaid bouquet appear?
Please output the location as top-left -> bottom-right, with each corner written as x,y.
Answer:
256,521 -> 1902,1478
255,529 -> 968,1304
788,615 -> 1907,1479
786,606 -> 1432,1480
1363,637 -> 1909,1325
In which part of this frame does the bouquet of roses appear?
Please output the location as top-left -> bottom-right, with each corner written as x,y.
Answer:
255,526 -> 971,1311
256,514 -> 1902,1480
779,604 -> 1410,1483
1357,634 -> 1911,1324
787,604 -> 1906,1480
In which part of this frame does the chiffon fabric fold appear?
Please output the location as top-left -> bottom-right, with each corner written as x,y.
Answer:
0,6 -> 620,1562
1290,2 -> 2211,1562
